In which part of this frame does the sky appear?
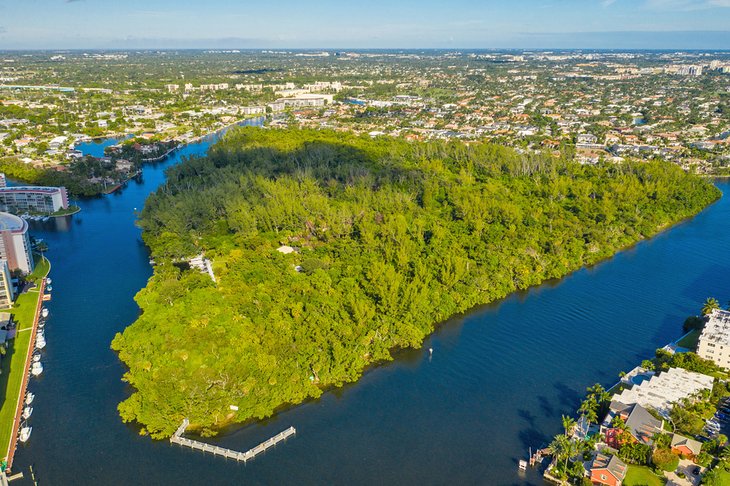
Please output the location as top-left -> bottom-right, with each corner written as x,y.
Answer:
1,0 -> 730,50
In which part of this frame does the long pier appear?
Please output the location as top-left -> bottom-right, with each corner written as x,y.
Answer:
170,419 -> 296,463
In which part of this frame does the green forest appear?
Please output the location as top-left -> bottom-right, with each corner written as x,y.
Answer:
0,157 -> 104,196
111,127 -> 721,438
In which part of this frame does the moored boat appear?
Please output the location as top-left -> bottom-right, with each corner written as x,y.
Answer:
31,361 -> 43,376
25,392 -> 34,405
41,308 -> 49,318
22,407 -> 33,419
46,278 -> 52,285
19,423 -> 31,443
35,339 -> 46,350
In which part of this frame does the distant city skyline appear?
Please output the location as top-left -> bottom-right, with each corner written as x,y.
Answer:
1,0 -> 730,49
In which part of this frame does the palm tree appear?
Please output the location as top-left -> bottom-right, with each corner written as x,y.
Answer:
562,415 -> 577,437
702,297 -> 721,316
719,445 -> 730,463
579,396 -> 599,433
36,242 -> 49,263
548,434 -> 574,472
652,432 -> 672,450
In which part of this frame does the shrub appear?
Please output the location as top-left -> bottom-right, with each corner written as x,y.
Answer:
652,448 -> 680,472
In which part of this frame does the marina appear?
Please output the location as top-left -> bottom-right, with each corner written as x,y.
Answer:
5,277 -> 48,471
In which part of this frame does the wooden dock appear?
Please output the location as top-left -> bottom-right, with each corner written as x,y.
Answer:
170,419 -> 296,463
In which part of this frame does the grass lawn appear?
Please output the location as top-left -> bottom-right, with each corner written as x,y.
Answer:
0,256 -> 50,461
624,465 -> 667,486
677,329 -> 701,351
50,205 -> 81,217
716,468 -> 730,484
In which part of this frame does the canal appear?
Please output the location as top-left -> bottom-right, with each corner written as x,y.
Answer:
11,127 -> 730,484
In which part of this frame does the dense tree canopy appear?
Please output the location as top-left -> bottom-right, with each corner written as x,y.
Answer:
111,127 -> 720,438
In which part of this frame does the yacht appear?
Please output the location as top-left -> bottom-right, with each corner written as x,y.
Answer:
41,308 -> 49,319
46,278 -> 52,285
22,407 -> 32,420
25,392 -> 34,405
35,337 -> 46,350
47,285 -> 53,292
31,361 -> 43,376
19,424 -> 31,443
33,354 -> 41,363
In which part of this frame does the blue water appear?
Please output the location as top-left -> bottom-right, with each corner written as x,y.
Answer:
9,125 -> 730,485
73,135 -> 131,158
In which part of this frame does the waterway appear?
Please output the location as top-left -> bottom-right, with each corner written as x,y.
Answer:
9,125 -> 730,484
73,135 -> 132,158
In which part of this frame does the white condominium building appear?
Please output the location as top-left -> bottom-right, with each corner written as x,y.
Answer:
0,185 -> 69,214
0,260 -> 14,309
0,212 -> 34,274
697,309 -> 730,369
613,367 -> 714,417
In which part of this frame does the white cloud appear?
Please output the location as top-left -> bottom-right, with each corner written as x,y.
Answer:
603,0 -> 730,8
644,0 -> 730,9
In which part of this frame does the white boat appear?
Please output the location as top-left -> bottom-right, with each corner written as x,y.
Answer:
46,278 -> 52,285
47,285 -> 53,292
31,361 -> 43,376
22,407 -> 32,419
38,320 -> 45,329
19,424 -> 31,443
33,354 -> 41,363
41,308 -> 49,318
25,392 -> 34,405
42,216 -> 50,222
35,337 -> 46,350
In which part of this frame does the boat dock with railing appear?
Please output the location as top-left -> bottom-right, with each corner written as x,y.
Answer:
170,418 -> 296,463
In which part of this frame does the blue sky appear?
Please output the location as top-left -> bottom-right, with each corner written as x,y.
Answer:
1,0 -> 730,49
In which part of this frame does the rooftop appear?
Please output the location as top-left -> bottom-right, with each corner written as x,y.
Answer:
699,309 -> 730,346
0,186 -> 65,195
0,212 -> 27,234
591,453 -> 627,480
612,367 -> 714,417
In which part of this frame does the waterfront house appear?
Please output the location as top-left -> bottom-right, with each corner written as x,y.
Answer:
602,402 -> 663,449
589,453 -> 627,486
612,367 -> 714,417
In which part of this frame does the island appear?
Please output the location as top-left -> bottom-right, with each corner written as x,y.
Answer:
111,127 -> 721,438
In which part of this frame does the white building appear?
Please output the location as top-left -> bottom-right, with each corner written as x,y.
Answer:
697,309 -> 730,369
0,185 -> 69,214
0,259 -> 14,309
612,367 -> 714,417
0,212 -> 34,274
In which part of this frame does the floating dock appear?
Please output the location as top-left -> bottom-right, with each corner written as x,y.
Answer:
170,419 -> 296,463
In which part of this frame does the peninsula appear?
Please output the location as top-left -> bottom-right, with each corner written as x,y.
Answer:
111,127 -> 721,438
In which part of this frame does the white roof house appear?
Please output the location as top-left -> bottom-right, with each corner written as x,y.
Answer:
613,367 -> 714,417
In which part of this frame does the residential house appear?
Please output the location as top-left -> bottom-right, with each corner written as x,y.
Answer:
601,402 -> 663,449
590,453 -> 627,486
670,433 -> 702,459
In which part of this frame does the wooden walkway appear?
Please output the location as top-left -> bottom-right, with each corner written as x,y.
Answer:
6,278 -> 46,471
170,419 -> 296,463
